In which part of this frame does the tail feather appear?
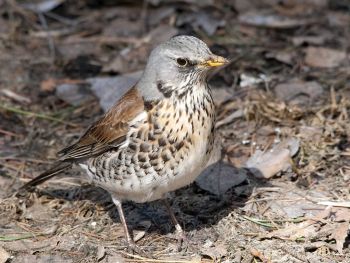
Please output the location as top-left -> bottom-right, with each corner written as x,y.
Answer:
20,162 -> 72,190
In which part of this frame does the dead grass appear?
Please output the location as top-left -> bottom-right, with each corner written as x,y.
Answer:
1,1 -> 350,262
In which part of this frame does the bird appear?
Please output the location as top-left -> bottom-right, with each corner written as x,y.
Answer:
20,35 -> 228,253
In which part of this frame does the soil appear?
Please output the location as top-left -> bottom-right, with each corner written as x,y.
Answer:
0,1 -> 350,262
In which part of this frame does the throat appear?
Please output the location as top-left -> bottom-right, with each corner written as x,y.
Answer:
173,83 -> 214,116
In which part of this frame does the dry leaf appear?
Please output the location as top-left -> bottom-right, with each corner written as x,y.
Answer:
304,47 -> 347,68
331,222 -> 349,254
176,11 -> 225,36
22,0 -> 65,13
211,88 -> 232,106
105,254 -> 125,263
333,207 -> 350,222
96,245 -> 105,261
196,161 -> 247,196
40,78 -> 58,92
298,126 -> 323,142
292,35 -> 326,46
102,56 -> 125,73
56,83 -> 94,106
201,242 -> 228,260
0,247 -> 10,263
327,11 -> 350,27
274,80 -> 323,104
23,201 -> 56,221
14,254 -> 73,263
147,24 -> 179,47
239,10 -> 310,28
250,247 -> 271,263
265,51 -> 295,65
133,220 -> 151,242
266,220 -> 320,240
245,138 -> 299,178
89,71 -> 142,112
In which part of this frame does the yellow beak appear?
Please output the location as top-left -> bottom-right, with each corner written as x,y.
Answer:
202,56 -> 229,67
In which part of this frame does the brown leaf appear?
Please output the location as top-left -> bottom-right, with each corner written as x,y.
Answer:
196,161 -> 247,196
250,247 -> 271,263
89,72 -> 142,112
274,79 -> 324,105
298,126 -> 323,142
239,10 -> 310,28
23,201 -> 56,221
41,78 -> 83,92
40,78 -> 58,92
304,47 -> 347,68
292,35 -> 326,46
334,207 -> 350,222
96,245 -> 105,261
331,222 -> 349,254
266,220 -> 320,240
265,51 -> 295,65
211,88 -> 232,106
245,138 -> 299,179
0,246 -> 10,263
105,254 -> 126,263
14,254 -> 73,263
201,241 -> 228,260
56,82 -> 94,106
177,11 -> 225,36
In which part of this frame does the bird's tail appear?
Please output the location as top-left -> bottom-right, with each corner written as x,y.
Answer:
20,162 -> 72,190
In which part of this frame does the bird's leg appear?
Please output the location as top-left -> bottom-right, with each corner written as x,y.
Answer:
112,197 -> 149,256
163,199 -> 188,249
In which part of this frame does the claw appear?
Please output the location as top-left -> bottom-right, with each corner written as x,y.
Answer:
174,228 -> 189,251
126,240 -> 152,258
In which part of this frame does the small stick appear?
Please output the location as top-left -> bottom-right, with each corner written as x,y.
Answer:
0,104 -> 78,127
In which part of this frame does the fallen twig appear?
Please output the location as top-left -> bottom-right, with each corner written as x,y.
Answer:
317,201 -> 350,208
0,104 -> 78,127
250,247 -> 271,263
241,215 -> 306,228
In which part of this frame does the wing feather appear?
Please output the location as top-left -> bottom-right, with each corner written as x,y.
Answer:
58,87 -> 144,161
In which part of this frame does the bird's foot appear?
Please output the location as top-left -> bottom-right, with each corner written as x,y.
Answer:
126,240 -> 152,258
174,228 -> 189,251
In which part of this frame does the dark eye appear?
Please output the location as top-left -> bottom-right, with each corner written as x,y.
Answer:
176,58 -> 188,67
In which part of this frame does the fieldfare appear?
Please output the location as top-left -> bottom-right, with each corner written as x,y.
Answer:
21,35 -> 228,252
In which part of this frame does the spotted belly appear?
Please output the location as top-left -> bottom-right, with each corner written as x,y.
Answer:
80,93 -> 215,203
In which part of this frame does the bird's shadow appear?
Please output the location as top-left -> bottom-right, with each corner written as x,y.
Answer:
21,166 -> 271,241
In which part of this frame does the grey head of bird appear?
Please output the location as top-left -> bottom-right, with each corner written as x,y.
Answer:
137,35 -> 228,100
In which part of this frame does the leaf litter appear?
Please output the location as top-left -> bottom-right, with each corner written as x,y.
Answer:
0,0 -> 350,262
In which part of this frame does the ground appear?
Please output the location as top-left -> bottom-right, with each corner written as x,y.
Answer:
0,1 -> 350,262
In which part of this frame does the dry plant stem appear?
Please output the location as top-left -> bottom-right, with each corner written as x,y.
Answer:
65,36 -> 147,45
0,104 -> 77,127
0,128 -> 20,137
37,11 -> 56,61
317,201 -> 350,208
122,252 -> 204,262
241,215 -> 305,228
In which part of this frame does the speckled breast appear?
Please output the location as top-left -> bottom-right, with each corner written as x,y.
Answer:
85,87 -> 215,203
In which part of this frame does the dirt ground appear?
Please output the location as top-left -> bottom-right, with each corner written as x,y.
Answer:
1,1 -> 350,262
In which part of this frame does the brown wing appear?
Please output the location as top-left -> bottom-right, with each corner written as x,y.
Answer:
58,87 -> 144,161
